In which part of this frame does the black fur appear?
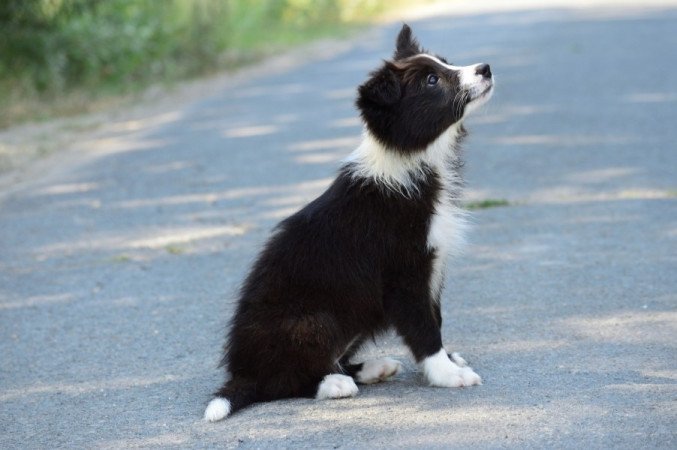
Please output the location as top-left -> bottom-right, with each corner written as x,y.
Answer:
207,24 -> 491,419
221,167 -> 441,407
356,24 -> 471,154
393,23 -> 422,60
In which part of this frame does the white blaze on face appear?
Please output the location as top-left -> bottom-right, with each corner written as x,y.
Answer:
415,54 -> 494,114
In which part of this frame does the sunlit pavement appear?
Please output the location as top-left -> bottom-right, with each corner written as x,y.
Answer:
1,2 -> 676,448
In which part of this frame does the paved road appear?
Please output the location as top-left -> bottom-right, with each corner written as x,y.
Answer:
1,2 -> 676,449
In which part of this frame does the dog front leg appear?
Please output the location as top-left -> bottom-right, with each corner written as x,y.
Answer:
391,291 -> 481,388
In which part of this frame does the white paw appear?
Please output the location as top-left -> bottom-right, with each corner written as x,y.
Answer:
355,357 -> 402,384
422,348 -> 482,388
316,374 -> 359,399
204,397 -> 231,422
450,352 -> 467,367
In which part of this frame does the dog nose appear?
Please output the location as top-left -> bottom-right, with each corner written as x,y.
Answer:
475,64 -> 492,79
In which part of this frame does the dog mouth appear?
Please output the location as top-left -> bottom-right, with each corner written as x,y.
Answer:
478,84 -> 493,98
460,79 -> 494,116
469,83 -> 493,102
461,81 -> 494,113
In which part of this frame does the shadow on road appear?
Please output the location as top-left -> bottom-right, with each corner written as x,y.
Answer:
1,5 -> 676,449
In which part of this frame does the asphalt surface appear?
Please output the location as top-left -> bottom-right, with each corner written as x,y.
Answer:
1,3 -> 676,449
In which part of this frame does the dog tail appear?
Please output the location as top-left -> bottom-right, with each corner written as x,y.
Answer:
204,378 -> 257,422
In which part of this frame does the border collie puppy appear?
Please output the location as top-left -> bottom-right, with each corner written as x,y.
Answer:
205,24 -> 494,422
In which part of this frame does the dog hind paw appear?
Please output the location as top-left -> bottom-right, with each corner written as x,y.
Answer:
355,357 -> 402,384
316,374 -> 359,399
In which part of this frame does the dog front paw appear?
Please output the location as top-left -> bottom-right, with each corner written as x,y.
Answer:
422,349 -> 482,387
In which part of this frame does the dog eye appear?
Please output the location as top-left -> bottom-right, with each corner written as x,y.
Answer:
427,74 -> 439,85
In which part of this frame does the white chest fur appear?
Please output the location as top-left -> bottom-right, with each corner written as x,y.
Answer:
427,189 -> 467,301
424,125 -> 468,302
345,125 -> 468,301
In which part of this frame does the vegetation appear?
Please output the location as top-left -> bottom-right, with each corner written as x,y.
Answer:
464,199 -> 511,210
0,0 -> 390,127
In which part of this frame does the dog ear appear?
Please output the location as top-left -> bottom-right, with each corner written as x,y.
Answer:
356,64 -> 401,108
394,23 -> 421,60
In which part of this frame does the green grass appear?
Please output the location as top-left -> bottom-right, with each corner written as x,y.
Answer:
464,199 -> 511,210
0,0 -> 393,128
164,245 -> 187,255
110,254 -> 132,263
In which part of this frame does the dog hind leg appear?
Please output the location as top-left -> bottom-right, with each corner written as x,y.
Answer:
342,358 -> 402,384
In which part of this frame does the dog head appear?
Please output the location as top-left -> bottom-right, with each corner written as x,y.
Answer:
357,24 -> 494,153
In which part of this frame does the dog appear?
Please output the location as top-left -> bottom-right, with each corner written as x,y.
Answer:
204,24 -> 494,421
